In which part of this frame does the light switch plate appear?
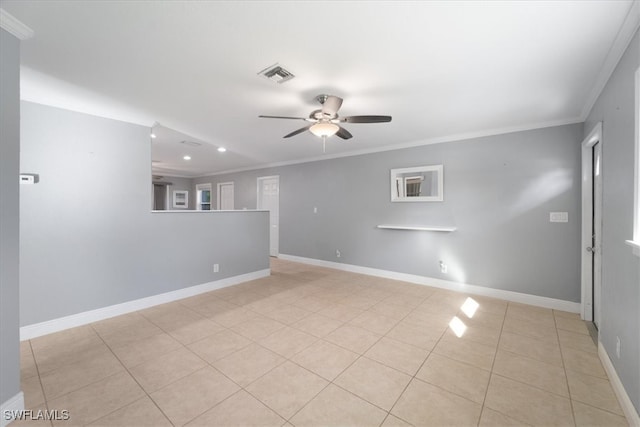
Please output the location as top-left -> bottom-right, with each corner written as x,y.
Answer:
550,212 -> 568,223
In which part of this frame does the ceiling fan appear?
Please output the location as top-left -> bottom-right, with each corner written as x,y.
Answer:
259,95 -> 392,142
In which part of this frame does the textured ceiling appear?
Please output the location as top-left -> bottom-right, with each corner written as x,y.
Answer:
2,0 -> 637,175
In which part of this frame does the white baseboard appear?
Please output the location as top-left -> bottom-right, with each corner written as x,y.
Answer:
1,392 -> 24,427
599,342 -> 640,426
279,254 -> 580,313
20,269 -> 270,341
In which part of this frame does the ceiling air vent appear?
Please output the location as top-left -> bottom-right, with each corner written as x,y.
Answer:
180,140 -> 202,147
258,63 -> 295,84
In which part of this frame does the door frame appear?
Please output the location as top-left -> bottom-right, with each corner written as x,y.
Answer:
152,182 -> 171,210
196,183 -> 212,211
580,122 -> 603,322
257,175 -> 280,257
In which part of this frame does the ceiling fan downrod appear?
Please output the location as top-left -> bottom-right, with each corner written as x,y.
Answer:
315,94 -> 329,105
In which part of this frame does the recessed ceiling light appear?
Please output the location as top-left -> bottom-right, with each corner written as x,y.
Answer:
217,147 -> 226,152
150,133 -> 156,139
183,155 -> 191,160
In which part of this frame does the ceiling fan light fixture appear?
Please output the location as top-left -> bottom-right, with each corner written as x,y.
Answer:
309,122 -> 339,138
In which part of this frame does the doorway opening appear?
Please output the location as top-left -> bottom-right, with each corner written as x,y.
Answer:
196,183 -> 212,211
152,182 -> 170,210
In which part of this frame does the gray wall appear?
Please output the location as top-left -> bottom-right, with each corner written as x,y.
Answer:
20,102 -> 269,326
585,28 -> 640,413
0,28 -> 22,408
196,123 -> 583,302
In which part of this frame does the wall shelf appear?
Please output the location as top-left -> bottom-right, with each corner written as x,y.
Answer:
376,225 -> 457,232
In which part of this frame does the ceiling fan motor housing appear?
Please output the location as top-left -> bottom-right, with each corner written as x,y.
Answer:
315,94 -> 330,104
310,109 -> 336,120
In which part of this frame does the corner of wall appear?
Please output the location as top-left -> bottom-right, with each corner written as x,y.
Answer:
599,342 -> 640,426
0,392 -> 24,427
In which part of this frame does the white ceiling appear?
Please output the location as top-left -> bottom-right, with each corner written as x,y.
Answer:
150,124 -> 232,178
2,1 -> 638,176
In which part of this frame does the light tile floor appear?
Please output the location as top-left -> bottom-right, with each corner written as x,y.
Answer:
16,259 -> 628,426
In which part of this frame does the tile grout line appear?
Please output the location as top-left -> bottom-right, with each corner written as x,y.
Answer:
28,339 -> 54,427
198,331 -> 314,423
228,272 -> 357,424
553,312 -> 628,423
118,304 -> 300,426
94,310 -> 294,426
553,310 -> 579,427
286,289 -> 431,426
380,290 -> 450,427
88,322 -> 177,427
476,301 -> 509,426
144,311 -> 292,425
284,340 -> 383,423
33,327 -> 155,425
377,290 -> 472,424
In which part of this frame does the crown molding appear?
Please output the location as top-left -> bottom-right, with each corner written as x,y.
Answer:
0,9 -> 34,40
581,0 -> 640,120
196,116 -> 583,177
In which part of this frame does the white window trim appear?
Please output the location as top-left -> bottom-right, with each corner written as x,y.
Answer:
627,67 -> 640,257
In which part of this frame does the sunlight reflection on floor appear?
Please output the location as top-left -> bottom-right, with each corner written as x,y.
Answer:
449,297 -> 480,337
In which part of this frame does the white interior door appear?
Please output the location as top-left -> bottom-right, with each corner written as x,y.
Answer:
257,176 -> 279,257
592,141 -> 603,328
581,122 -> 603,327
217,182 -> 234,210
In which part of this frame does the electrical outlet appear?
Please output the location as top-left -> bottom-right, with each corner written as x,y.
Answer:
439,261 -> 448,274
313,207 -> 318,214
213,264 -> 219,273
336,250 -> 341,258
616,336 -> 621,359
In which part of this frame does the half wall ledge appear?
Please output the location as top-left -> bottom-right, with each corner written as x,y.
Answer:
376,225 -> 457,232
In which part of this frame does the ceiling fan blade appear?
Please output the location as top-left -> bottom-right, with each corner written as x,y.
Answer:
283,125 -> 311,138
259,115 -> 308,121
336,126 -> 353,140
322,96 -> 343,116
340,115 -> 392,123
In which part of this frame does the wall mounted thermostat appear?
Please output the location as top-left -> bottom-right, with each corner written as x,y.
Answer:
19,173 -> 39,184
